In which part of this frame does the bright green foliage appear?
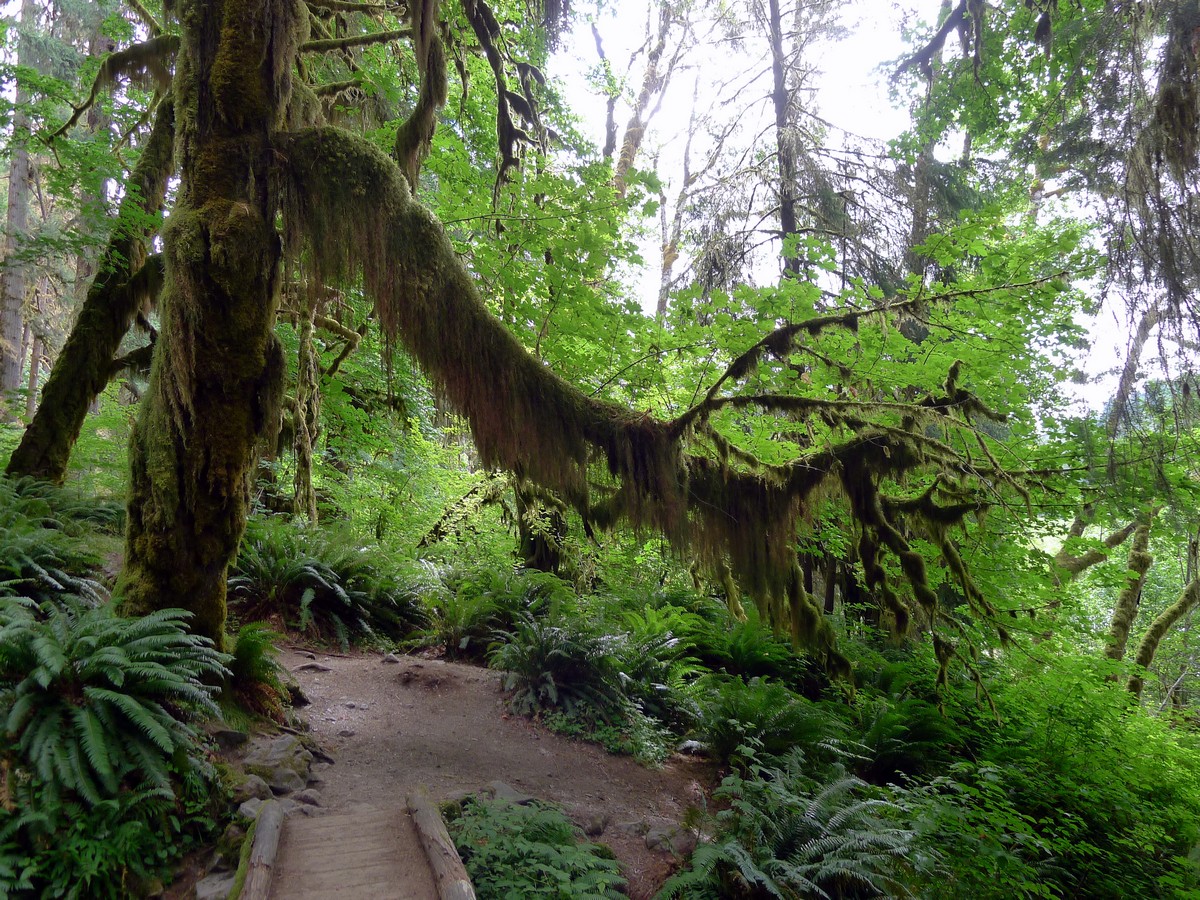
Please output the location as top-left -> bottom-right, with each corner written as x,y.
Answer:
225,622 -> 287,721
658,750 -> 913,900
447,796 -> 626,900
693,676 -> 845,769
0,598 -> 226,806
489,613 -> 626,720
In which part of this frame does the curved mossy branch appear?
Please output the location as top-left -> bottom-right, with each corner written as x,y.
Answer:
7,103 -> 175,483
1104,511 -> 1159,662
299,28 -> 410,53
1128,578 -> 1200,697
308,0 -> 395,12
670,282 -> 1049,433
418,473 -> 512,548
1054,516 -> 1139,580
107,342 -> 156,381
53,37 -> 180,139
125,0 -> 163,36
693,390 -> 1004,429
314,77 -> 364,96
395,0 -> 449,191
316,315 -> 365,378
275,126 -> 1013,669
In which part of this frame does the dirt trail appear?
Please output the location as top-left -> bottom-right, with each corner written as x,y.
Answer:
276,647 -> 710,899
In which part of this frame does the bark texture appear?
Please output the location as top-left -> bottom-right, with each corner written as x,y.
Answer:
1105,516 -> 1155,662
115,0 -> 301,646
1128,579 -> 1200,697
0,0 -> 39,415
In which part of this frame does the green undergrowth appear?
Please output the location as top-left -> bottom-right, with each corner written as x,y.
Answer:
228,515 -> 430,649
445,795 -> 625,900
0,596 -> 230,896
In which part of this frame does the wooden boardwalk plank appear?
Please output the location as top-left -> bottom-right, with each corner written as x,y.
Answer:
268,806 -> 439,900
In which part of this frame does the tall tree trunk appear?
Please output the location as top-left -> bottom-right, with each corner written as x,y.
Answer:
0,0 -> 39,418
767,0 -> 799,276
6,102 -> 175,483
115,0 -> 301,647
613,3 -> 671,198
293,295 -> 319,523
1105,515 -> 1155,662
24,335 -> 41,421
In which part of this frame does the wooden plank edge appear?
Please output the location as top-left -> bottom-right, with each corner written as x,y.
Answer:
231,798 -> 286,900
407,787 -> 476,900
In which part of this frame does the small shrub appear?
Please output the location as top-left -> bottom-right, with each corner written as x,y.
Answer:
694,675 -> 846,768
544,703 -> 674,767
434,567 -> 572,659
613,606 -> 705,729
447,795 -> 625,899
1,763 -> 223,897
229,518 -> 428,648
691,614 -> 808,684
0,597 -> 227,895
225,622 -> 287,720
0,598 -> 227,805
489,613 -> 625,721
853,696 -> 962,784
0,478 -> 106,606
659,749 -> 914,900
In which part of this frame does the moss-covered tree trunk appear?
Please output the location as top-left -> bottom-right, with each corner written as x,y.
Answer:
115,0 -> 300,646
6,103 -> 175,483
293,294 -> 320,522
1105,516 -> 1155,663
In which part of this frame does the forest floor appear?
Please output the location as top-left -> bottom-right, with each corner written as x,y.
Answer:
270,646 -> 713,899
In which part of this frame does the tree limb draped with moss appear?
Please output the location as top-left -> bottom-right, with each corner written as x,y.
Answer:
276,125 -> 1027,672
9,0 -> 1035,680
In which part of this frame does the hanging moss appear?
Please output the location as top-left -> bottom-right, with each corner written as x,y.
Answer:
1153,1 -> 1200,180
275,124 -> 1017,673
394,0 -> 449,190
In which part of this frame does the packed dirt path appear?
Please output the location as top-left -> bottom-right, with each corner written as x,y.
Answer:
272,647 -> 711,899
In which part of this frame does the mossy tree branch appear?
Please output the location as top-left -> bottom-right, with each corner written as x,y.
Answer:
7,104 -> 175,483
1128,578 -> 1200,697
395,0 -> 448,190
275,125 -> 1030,674
52,37 -> 179,139
1105,511 -> 1160,662
299,28 -> 410,53
1054,517 -> 1140,579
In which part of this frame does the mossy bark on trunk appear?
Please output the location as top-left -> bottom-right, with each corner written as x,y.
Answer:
293,294 -> 319,522
6,101 -> 175,483
115,0 -> 301,646
1105,517 -> 1155,663
1128,579 -> 1200,697
514,483 -> 565,574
